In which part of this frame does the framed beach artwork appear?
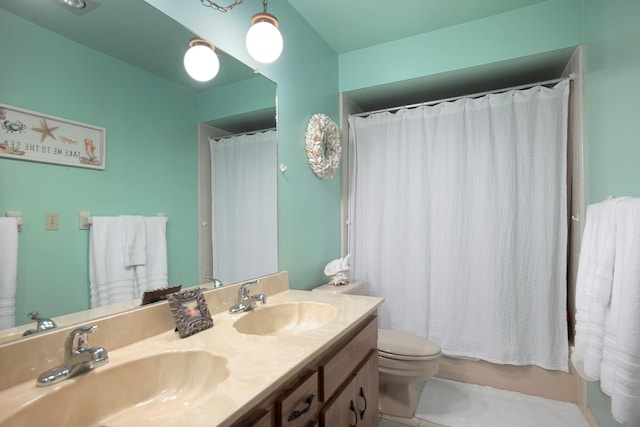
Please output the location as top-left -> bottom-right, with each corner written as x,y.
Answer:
0,103 -> 106,170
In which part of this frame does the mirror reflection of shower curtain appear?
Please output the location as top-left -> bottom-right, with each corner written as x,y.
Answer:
210,130 -> 278,284
348,81 -> 570,372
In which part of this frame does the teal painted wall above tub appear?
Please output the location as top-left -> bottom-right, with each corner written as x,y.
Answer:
338,0 -> 582,94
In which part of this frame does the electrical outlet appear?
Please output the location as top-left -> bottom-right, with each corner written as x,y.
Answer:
45,212 -> 59,231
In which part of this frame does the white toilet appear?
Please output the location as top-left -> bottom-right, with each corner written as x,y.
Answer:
313,281 -> 442,420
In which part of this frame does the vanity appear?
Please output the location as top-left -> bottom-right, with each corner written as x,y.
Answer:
0,272 -> 383,426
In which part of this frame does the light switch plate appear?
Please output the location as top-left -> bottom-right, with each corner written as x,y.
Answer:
45,212 -> 59,231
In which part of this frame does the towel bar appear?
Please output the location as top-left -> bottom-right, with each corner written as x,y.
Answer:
5,211 -> 23,231
78,211 -> 168,230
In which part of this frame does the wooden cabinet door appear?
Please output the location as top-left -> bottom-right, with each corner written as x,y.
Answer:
319,376 -> 358,427
353,352 -> 378,426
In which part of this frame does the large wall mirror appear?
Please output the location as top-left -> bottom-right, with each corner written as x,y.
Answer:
0,0 -> 277,343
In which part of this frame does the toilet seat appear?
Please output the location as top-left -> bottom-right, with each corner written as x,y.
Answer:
378,329 -> 441,361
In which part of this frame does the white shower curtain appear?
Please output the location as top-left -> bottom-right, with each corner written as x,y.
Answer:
210,130 -> 278,284
348,81 -> 570,371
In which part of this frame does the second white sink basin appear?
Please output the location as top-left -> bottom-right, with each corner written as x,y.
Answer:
233,302 -> 338,335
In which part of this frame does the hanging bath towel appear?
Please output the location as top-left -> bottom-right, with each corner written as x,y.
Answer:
0,217 -> 19,328
89,217 -> 137,308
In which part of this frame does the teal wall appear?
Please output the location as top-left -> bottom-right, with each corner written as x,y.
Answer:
583,0 -> 640,203
0,9 -> 271,324
582,1 -> 640,426
339,0 -> 583,93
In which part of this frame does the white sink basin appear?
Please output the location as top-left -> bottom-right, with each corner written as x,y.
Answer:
2,351 -> 228,427
233,302 -> 338,336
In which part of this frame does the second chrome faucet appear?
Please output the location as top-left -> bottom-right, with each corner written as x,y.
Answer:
229,280 -> 267,314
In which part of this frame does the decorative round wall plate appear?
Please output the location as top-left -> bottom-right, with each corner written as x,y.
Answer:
305,113 -> 341,179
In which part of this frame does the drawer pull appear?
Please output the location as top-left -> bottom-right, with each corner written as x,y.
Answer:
287,394 -> 315,421
358,386 -> 368,419
349,400 -> 358,427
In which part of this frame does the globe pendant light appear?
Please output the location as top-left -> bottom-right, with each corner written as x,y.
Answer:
184,38 -> 220,82
245,1 -> 283,64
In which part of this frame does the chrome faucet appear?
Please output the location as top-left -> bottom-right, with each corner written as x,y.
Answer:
22,311 -> 57,336
36,325 -> 109,387
229,280 -> 267,314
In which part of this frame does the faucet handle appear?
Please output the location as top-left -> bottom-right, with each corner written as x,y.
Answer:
66,325 -> 99,352
239,279 -> 260,297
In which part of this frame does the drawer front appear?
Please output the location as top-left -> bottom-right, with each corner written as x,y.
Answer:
279,370 -> 319,427
319,316 -> 377,400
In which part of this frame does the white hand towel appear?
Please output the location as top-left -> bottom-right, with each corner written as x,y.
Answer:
573,198 -> 629,380
610,199 -> 640,426
0,218 -> 18,329
120,215 -> 146,267
573,201 -> 606,379
134,217 -> 168,294
583,198 -> 623,379
573,197 -> 640,424
89,217 -> 136,308
600,200 -> 634,395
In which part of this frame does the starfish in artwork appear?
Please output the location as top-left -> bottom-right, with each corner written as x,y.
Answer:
31,119 -> 59,142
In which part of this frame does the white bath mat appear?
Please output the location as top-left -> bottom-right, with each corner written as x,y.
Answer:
415,378 -> 590,427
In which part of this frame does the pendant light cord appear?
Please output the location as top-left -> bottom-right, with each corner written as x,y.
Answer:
200,0 -> 244,13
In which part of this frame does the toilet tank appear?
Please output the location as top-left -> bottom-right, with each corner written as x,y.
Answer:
312,280 -> 367,295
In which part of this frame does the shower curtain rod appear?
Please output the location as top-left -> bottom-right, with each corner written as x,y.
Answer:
211,127 -> 277,141
350,75 -> 573,118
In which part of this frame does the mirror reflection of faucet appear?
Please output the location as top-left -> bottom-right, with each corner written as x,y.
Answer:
203,275 -> 224,289
22,311 -> 57,336
229,280 -> 267,314
36,325 -> 109,387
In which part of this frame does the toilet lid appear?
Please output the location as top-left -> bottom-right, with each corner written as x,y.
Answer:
378,329 -> 441,358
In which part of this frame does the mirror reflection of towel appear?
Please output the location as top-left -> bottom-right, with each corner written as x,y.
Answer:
121,215 -> 146,267
0,218 -> 18,329
89,216 -> 168,308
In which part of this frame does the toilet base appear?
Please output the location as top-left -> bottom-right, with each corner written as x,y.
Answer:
379,380 -> 427,418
